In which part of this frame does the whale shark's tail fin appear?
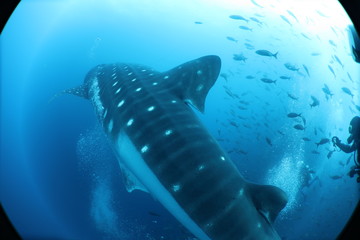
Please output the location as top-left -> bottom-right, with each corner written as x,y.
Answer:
248,183 -> 288,223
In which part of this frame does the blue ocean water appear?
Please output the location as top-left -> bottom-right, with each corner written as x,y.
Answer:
1,0 -> 359,239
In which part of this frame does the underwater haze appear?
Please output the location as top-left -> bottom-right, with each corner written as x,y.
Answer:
1,0 -> 359,239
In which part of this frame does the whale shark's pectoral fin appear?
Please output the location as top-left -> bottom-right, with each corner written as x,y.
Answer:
248,183 -> 288,223
163,55 -> 221,113
119,164 -> 149,193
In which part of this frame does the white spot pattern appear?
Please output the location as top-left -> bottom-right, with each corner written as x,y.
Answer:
205,223 -> 213,228
172,184 -> 180,192
117,100 -> 125,108
239,188 -> 244,196
108,119 -> 113,132
127,119 -> 134,127
141,145 -> 149,153
147,106 -> 155,111
164,129 -> 172,136
196,84 -> 204,91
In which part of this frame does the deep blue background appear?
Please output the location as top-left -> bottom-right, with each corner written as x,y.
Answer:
1,0 -> 359,239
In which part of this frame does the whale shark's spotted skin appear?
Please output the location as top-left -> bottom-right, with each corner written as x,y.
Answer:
66,56 -> 287,240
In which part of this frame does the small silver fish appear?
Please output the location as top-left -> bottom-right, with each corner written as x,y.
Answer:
329,40 -> 337,47
256,50 -> 278,59
284,63 -> 299,71
310,96 -> 319,108
333,55 -> 344,68
244,43 -> 254,50
330,175 -> 342,180
233,53 -> 247,62
220,73 -> 229,82
301,33 -> 311,40
280,15 -> 292,26
236,149 -> 247,155
316,138 -> 330,147
250,17 -> 262,24
239,26 -> 252,31
294,124 -> 305,130
303,64 -> 310,77
328,65 -> 336,78
341,87 -> 354,98
287,113 -> 301,118
226,36 -> 238,43
287,10 -> 299,22
260,78 -> 277,84
322,84 -> 334,98
265,137 -> 273,146
287,92 -> 298,100
229,15 -> 248,22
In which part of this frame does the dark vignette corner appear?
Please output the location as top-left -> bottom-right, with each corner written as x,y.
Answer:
1,0 -> 20,34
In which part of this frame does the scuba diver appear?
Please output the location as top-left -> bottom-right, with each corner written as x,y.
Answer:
332,116 -> 360,182
300,163 -> 321,200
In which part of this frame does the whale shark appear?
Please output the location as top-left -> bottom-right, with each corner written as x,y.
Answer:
64,55 -> 287,240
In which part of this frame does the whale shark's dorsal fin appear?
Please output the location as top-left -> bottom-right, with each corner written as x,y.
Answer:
163,55 -> 221,113
248,183 -> 288,223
